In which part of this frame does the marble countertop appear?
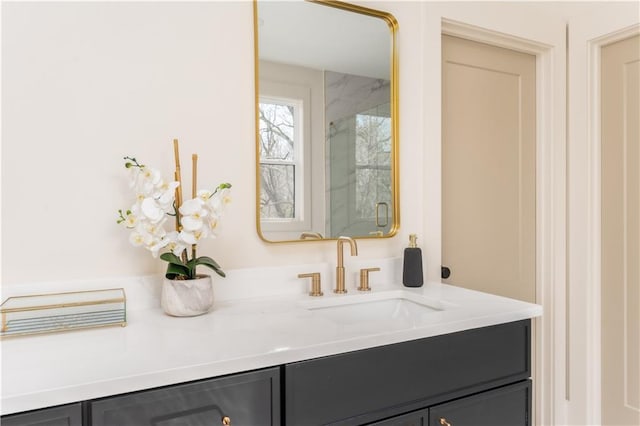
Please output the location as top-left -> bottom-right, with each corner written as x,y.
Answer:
0,281 -> 542,415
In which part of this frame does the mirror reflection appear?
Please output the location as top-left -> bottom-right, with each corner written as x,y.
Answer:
255,0 -> 398,242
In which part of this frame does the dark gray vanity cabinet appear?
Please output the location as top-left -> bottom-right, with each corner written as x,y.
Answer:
0,403 -> 82,426
90,367 -> 280,426
285,320 -> 531,425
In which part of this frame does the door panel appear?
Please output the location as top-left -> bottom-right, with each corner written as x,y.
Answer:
442,35 -> 536,304
601,33 -> 640,426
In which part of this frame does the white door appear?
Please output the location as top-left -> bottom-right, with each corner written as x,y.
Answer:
442,34 -> 537,304
601,33 -> 640,426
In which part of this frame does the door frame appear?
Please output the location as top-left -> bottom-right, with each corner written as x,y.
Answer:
568,7 -> 640,424
439,17 -> 566,426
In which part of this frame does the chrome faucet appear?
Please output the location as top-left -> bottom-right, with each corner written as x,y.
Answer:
335,236 -> 358,293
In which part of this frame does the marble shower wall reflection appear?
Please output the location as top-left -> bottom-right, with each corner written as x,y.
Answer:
325,71 -> 392,238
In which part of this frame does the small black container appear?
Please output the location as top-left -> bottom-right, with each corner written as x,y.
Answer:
402,234 -> 424,287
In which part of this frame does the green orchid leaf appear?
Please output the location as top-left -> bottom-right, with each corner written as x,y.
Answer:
195,256 -> 226,278
196,256 -> 221,269
187,257 -> 197,269
186,257 -> 198,280
165,262 -> 190,280
160,252 -> 185,266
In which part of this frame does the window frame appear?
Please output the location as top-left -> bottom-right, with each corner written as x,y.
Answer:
258,82 -> 312,233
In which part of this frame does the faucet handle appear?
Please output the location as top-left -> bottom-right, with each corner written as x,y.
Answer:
358,267 -> 380,292
298,273 -> 323,297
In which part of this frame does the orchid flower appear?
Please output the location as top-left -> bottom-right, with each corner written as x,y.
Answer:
179,198 -> 208,231
163,231 -> 189,257
140,197 -> 166,223
118,155 -> 231,279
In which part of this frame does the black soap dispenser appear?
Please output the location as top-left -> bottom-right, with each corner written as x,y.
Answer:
402,234 -> 424,287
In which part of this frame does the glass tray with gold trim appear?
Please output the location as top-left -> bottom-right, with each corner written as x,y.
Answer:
0,288 -> 126,338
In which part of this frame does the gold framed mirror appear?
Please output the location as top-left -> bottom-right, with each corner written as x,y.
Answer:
254,0 -> 398,243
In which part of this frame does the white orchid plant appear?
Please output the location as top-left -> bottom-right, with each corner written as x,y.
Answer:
117,155 -> 231,280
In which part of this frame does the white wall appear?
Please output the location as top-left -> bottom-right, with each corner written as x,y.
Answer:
0,1 -> 425,285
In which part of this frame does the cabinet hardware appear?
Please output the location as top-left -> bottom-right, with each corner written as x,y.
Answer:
222,415 -> 231,425
439,418 -> 451,426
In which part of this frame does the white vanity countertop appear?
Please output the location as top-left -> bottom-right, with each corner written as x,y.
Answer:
0,282 -> 542,415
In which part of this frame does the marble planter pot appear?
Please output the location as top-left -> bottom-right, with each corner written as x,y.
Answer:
161,275 -> 214,317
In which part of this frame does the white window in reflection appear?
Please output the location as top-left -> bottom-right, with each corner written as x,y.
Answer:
259,97 -> 302,220
355,105 -> 391,219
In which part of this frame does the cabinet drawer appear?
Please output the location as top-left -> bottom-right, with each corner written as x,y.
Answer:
429,380 -> 531,426
91,367 -> 280,426
285,320 -> 530,425
1,403 -> 82,426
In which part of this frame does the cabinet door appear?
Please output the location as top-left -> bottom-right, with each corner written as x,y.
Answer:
1,403 -> 82,426
429,380 -> 531,426
367,409 -> 429,426
91,368 -> 280,426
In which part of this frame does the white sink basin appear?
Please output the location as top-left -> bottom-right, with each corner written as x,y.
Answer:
299,290 -> 451,326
